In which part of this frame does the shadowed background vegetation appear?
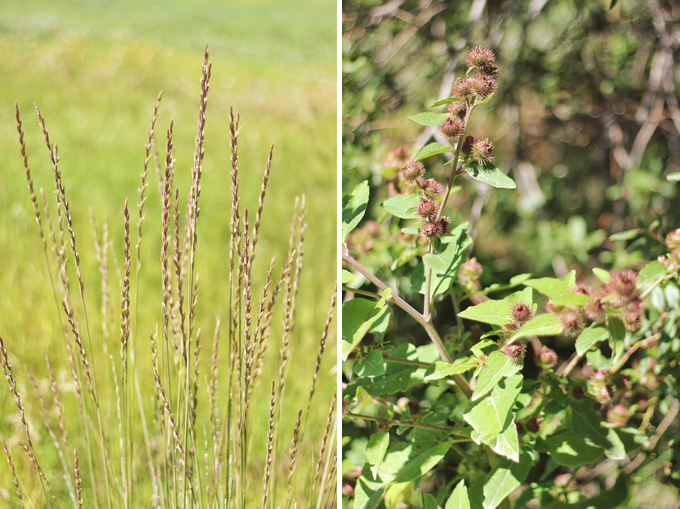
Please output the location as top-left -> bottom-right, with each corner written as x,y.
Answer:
342,0 -> 679,507
0,0 -> 336,506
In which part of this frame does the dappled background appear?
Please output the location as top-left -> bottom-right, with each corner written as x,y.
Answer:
0,0 -> 336,505
343,0 -> 679,507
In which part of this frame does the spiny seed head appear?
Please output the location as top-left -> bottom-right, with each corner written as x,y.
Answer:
420,222 -> 438,239
527,417 -> 542,433
607,269 -> 639,299
585,290 -> 607,322
539,347 -> 558,369
417,198 -> 438,221
461,136 -> 475,157
384,145 -> 411,169
503,342 -> 526,363
439,117 -> 465,140
420,179 -> 443,198
572,282 -> 591,296
606,404 -> 630,427
401,161 -> 425,183
561,311 -> 584,337
572,386 -> 586,399
453,78 -> 475,100
510,302 -> 533,324
447,100 -> 467,119
666,228 -> 680,250
546,298 -> 563,315
471,138 -> 495,164
341,399 -> 349,417
435,217 -> 451,237
460,257 -> 483,278
621,302 -> 643,332
472,74 -> 497,99
465,47 -> 496,70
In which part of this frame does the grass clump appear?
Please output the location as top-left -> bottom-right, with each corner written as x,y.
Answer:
1,46 -> 337,509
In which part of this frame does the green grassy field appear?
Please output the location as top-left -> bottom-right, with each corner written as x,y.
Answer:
0,1 -> 336,507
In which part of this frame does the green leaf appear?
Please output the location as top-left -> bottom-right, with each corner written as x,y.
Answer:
431,97 -> 459,107
381,193 -> 420,219
424,494 -> 442,509
466,161 -> 516,189
637,261 -> 666,292
609,229 -> 641,241
354,475 -> 385,509
607,318 -> 625,356
524,272 -> 589,307
557,473 -> 628,509
482,454 -> 531,509
538,429 -> 603,467
342,269 -> 357,284
366,432 -> 390,480
667,172 -> 680,182
445,481 -> 470,509
575,326 -> 609,356
355,350 -> 385,377
341,296 -> 387,361
464,375 -> 523,462
412,224 -> 472,296
424,359 -> 477,381
408,112 -> 450,126
362,344 -> 418,396
342,181 -> 370,241
401,226 -> 420,235
378,440 -> 451,484
510,314 -> 562,341
472,351 -> 523,401
458,299 -> 513,325
392,440 -> 451,484
592,268 -> 611,284
415,142 -> 452,161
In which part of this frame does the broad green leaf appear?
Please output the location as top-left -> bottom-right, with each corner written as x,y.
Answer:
408,112 -> 450,126
341,296 -> 388,360
464,375 -> 523,462
505,287 -> 533,306
431,97 -> 459,107
392,440 -> 451,484
412,224 -> 472,296
607,318 -> 625,356
342,181 -> 369,241
485,274 -> 532,294
482,454 -> 531,509
366,432 -> 390,480
381,193 -> 420,219
355,350 -> 385,377
445,481 -> 470,509
466,161 -> 516,189
342,269 -> 357,284
609,229 -> 641,241
424,494 -> 442,509
604,428 -> 627,461
354,475 -> 385,509
415,142 -> 452,161
568,400 -> 627,461
575,326 -> 609,356
401,226 -> 420,235
593,268 -> 611,284
471,351 -> 523,401
424,359 -> 477,381
538,429 -> 603,467
362,344 -> 418,396
667,172 -> 680,181
638,261 -> 666,291
524,272 -> 589,307
457,300 -> 514,326
510,314 -> 562,341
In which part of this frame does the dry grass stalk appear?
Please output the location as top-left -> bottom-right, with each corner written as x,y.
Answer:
250,144 -> 274,261
74,449 -> 83,509
161,120 -> 175,348
173,187 -> 188,361
262,381 -> 276,509
284,410 -> 303,509
289,196 -> 306,333
46,356 -> 68,450
306,285 -> 337,418
120,199 -> 131,371
1,336 -> 52,505
312,388 -> 337,497
2,435 -> 24,508
15,103 -> 45,250
208,315 -> 221,432
90,211 -> 112,345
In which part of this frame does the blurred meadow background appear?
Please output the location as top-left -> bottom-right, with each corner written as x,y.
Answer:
0,0 -> 336,506
343,0 -> 679,507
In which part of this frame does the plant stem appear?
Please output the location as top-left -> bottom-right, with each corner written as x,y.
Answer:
345,411 -> 467,435
343,251 -> 473,399
342,285 -> 381,299
383,356 -> 432,369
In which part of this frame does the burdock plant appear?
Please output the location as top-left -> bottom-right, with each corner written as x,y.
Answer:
342,47 -> 680,509
1,46 -> 337,509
